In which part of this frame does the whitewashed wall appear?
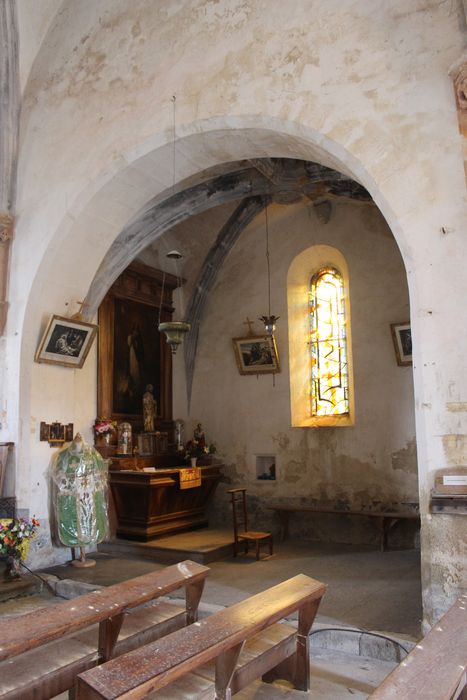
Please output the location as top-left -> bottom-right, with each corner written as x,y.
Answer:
180,200 -> 417,526
1,0 -> 466,623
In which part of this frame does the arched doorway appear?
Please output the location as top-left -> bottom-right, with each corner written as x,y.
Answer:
9,122 -> 426,623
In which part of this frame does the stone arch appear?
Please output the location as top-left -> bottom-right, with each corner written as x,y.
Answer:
11,117 -> 418,570
16,115 -> 410,444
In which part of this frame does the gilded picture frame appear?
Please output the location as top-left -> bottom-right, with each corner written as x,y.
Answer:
35,315 -> 98,368
390,322 -> 412,366
232,335 -> 280,375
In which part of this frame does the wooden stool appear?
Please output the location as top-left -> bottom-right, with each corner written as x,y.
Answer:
227,488 -> 273,560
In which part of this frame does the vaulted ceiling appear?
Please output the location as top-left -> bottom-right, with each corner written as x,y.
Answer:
88,157 -> 371,403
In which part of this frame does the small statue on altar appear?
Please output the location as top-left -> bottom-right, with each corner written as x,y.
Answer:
175,419 -> 185,452
193,423 -> 206,450
143,384 -> 157,433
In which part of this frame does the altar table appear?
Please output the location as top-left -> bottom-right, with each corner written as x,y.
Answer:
109,464 -> 222,541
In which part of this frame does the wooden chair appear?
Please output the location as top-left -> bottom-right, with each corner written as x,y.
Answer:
228,487 -> 273,560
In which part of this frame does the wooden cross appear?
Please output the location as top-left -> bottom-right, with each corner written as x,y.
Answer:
243,317 -> 255,336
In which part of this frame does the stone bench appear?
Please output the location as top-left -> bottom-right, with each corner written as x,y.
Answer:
0,559 -> 209,700
76,573 -> 326,699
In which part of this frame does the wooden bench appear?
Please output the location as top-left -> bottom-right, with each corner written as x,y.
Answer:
76,573 -> 326,700
369,595 -> 467,700
268,505 -> 420,551
0,560 -> 209,700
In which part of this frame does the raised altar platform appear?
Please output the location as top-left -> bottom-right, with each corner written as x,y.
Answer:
98,527 -> 234,565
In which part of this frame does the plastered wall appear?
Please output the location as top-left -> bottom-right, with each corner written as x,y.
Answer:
178,199 -> 418,544
1,0 -> 466,624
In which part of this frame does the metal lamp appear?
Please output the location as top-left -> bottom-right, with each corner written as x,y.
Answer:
259,203 -> 279,336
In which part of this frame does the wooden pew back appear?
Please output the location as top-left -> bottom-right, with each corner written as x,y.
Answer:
1,559 -> 208,663
0,560 -> 209,700
370,595 -> 467,700
77,573 -> 326,699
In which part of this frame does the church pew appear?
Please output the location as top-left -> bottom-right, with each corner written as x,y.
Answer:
0,560 -> 209,700
268,504 -> 420,551
369,595 -> 467,700
76,573 -> 327,699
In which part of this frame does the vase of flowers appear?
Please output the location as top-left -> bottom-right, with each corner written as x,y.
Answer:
94,418 -> 118,446
184,440 -> 216,465
0,517 -> 40,580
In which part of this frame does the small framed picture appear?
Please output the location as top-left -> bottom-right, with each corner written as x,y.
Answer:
35,315 -> 98,368
390,322 -> 412,366
232,335 -> 280,375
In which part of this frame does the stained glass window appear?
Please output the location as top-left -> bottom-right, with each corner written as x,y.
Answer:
309,267 -> 349,416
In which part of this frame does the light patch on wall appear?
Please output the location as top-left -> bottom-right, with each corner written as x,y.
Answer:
391,438 -> 418,475
442,434 -> 467,465
446,402 -> 467,412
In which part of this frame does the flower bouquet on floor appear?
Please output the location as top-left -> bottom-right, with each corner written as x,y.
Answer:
0,517 -> 40,580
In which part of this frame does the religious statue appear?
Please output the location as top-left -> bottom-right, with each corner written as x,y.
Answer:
193,423 -> 206,450
49,433 -> 109,567
117,421 -> 132,454
174,418 -> 185,452
143,384 -> 157,432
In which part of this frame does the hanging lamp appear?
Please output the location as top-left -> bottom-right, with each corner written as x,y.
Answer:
157,98 -> 190,355
259,203 -> 279,336
158,249 -> 190,355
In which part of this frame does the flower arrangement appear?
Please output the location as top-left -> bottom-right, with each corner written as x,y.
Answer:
184,440 -> 216,460
94,418 -> 117,437
0,517 -> 40,560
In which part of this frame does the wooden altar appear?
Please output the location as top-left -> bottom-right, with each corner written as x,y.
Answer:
97,262 -> 222,542
109,463 -> 223,541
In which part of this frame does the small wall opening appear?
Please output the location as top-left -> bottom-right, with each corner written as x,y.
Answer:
256,454 -> 276,481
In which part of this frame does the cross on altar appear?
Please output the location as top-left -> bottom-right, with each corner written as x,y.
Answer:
243,317 -> 255,335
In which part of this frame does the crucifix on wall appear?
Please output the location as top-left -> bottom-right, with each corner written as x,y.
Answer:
243,317 -> 256,336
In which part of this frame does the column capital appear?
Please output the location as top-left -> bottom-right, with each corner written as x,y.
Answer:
0,213 -> 14,243
453,62 -> 467,110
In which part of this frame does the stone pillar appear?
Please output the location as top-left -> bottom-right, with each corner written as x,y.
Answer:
451,60 -> 467,186
0,213 -> 14,334
0,0 -> 20,335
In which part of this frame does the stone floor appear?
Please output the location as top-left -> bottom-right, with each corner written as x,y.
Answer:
43,537 -> 423,637
0,536 -> 422,698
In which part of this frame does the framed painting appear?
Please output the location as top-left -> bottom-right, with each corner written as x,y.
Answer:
112,296 -> 162,416
35,315 -> 98,368
391,322 -> 412,366
97,261 -> 179,427
233,335 -> 280,375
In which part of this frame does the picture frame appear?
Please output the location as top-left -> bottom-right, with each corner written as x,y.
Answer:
390,322 -> 412,366
35,315 -> 98,368
232,335 -> 280,375
97,261 -> 179,428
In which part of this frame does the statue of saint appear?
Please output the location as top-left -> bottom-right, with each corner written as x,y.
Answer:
143,384 -> 157,432
194,423 -> 206,450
